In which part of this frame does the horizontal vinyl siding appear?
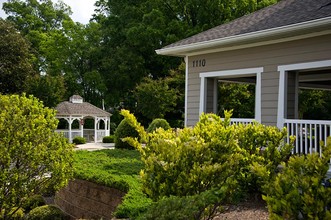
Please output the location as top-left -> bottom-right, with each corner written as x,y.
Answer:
186,34 -> 331,126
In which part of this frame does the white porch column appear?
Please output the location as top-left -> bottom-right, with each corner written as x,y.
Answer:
199,76 -> 207,115
213,79 -> 218,113
79,117 -> 84,139
255,71 -> 262,123
184,56 -> 189,127
277,69 -> 286,129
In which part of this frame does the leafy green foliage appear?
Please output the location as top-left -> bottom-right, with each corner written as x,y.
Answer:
72,136 -> 86,145
135,78 -> 178,120
26,205 -> 70,220
121,110 -> 292,202
218,82 -> 255,118
257,137 -> 331,220
26,75 -> 66,107
234,122 -> 293,193
114,118 -> 140,149
22,195 -> 46,213
139,189 -> 225,220
147,118 -> 171,133
103,135 -> 115,143
73,149 -> 152,219
0,94 -> 74,219
0,19 -> 36,94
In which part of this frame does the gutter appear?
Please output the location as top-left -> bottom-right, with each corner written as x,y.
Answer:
155,17 -> 331,57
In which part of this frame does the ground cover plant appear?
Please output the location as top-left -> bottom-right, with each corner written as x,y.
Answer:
74,149 -> 152,218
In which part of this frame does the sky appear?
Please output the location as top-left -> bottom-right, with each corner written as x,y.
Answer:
0,0 -> 96,24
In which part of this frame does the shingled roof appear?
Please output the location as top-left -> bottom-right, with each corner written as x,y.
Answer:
55,96 -> 111,117
157,0 -> 331,55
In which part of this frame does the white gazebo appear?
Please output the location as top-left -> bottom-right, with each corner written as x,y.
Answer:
55,95 -> 111,143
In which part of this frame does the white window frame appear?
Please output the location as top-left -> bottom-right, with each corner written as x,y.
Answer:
199,67 -> 263,122
277,60 -> 331,128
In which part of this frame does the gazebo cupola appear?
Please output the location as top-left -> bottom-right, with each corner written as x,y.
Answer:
55,95 -> 111,143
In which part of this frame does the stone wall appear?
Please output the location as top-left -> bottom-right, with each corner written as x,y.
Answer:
55,179 -> 126,220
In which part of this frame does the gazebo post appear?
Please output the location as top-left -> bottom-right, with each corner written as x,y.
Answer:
94,117 -> 98,143
79,117 -> 84,139
68,116 -> 72,143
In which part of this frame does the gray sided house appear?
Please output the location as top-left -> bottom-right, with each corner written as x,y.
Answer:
156,0 -> 331,155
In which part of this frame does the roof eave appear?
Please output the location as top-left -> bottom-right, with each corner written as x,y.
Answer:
155,17 -> 331,57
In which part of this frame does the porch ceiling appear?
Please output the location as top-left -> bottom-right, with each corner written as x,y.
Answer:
299,69 -> 331,90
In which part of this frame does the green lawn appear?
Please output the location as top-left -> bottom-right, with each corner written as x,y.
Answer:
74,149 -> 152,218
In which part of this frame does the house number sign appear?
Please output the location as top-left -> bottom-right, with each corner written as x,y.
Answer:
192,59 -> 206,67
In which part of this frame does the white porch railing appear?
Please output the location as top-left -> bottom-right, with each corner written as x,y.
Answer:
284,119 -> 331,156
230,118 -> 255,125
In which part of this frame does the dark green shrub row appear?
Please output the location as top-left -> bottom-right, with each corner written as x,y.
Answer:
72,136 -> 86,144
102,135 -> 114,143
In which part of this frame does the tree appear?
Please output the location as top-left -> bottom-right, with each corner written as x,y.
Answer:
135,77 -> 178,120
94,0 -> 280,109
0,19 -> 36,94
0,94 -> 73,219
26,74 -> 66,107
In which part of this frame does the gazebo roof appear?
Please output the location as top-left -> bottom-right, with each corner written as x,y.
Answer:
55,95 -> 111,117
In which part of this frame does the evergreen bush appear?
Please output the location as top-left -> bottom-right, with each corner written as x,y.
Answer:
103,135 -> 114,143
147,118 -> 171,133
257,137 -> 331,219
26,205 -> 70,220
114,118 -> 139,149
72,136 -> 86,145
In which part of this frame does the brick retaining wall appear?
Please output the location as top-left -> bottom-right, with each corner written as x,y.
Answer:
55,179 -> 126,219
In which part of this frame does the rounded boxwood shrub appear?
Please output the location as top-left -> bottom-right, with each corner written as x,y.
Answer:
26,205 -> 69,220
72,136 -> 86,145
103,135 -> 114,143
114,119 -> 139,149
147,118 -> 171,133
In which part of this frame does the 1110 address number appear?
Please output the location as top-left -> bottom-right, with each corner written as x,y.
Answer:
192,59 -> 206,67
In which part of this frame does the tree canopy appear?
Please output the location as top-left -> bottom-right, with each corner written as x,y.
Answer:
0,19 -> 36,94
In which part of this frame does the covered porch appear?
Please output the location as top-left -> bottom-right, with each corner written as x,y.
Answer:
277,60 -> 331,155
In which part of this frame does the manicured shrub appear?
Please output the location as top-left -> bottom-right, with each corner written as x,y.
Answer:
26,205 -> 70,220
103,135 -> 114,143
147,118 -> 171,133
72,136 -> 86,145
114,118 -> 139,150
257,137 -> 331,220
22,195 -> 46,213
121,110 -> 293,202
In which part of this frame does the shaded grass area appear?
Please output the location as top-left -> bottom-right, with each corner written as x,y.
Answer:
74,149 -> 152,218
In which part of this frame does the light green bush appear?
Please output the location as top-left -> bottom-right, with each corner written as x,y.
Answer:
146,118 -> 171,133
121,110 -> 292,202
257,137 -> 331,220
